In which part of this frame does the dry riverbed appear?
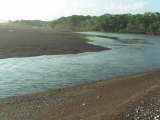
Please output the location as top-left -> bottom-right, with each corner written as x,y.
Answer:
0,28 -> 107,59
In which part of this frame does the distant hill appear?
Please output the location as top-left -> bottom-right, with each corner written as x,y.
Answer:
49,13 -> 160,35
49,15 -> 92,31
10,20 -> 48,27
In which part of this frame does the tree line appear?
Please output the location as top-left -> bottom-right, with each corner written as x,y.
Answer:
49,12 -> 160,35
10,20 -> 48,27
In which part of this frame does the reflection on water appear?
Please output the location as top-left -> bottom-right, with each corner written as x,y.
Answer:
0,32 -> 160,98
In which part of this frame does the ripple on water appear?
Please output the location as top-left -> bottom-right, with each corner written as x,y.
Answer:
0,32 -> 160,98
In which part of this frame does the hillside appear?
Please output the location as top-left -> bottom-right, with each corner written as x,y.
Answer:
11,20 -> 48,27
49,13 -> 160,35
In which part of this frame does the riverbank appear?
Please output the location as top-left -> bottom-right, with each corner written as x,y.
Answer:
1,70 -> 160,120
114,86 -> 160,120
0,28 -> 107,59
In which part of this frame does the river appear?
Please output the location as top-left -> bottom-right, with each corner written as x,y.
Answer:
0,32 -> 160,98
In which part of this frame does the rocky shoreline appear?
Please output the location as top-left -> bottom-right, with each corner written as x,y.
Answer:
0,70 -> 160,120
114,86 -> 160,120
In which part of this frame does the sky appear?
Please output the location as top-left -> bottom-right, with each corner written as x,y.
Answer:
0,0 -> 159,21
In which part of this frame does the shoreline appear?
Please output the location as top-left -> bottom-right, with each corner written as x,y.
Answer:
0,28 -> 108,59
1,70 -> 160,120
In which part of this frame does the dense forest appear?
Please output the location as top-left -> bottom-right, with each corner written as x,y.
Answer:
11,20 -> 48,27
49,12 -> 160,35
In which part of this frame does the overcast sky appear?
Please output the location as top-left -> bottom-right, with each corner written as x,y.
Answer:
0,0 -> 159,21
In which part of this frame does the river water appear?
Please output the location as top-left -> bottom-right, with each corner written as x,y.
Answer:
0,32 -> 160,98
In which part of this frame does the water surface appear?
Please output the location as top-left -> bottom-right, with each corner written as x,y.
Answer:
0,32 -> 160,98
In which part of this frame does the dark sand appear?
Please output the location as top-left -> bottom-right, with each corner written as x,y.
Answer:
0,70 -> 160,120
0,28 -> 107,59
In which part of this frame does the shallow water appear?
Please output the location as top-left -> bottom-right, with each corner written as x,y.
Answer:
0,32 -> 160,98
